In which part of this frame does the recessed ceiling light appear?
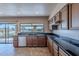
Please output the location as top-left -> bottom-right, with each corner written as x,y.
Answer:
0,12 -> 3,14
35,11 -> 40,15
17,12 -> 21,15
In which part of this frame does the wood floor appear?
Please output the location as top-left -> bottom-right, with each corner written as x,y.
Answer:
0,44 -> 51,56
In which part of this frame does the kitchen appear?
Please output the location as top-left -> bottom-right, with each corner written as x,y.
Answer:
0,3 -> 79,56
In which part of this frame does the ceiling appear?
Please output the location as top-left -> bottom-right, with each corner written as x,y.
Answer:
0,3 -> 57,16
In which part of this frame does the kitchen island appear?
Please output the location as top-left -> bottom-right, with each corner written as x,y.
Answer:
13,32 -> 53,47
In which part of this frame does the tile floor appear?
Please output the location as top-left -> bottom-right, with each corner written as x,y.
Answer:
0,44 -> 51,56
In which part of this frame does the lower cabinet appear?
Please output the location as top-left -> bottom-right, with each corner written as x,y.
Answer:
53,48 -> 58,56
38,36 -> 47,47
32,36 -> 38,47
52,40 -> 58,56
26,35 -> 47,47
47,37 -> 54,55
13,36 -> 18,47
47,36 -> 71,56
26,35 -> 33,47
59,48 -> 69,56
13,40 -> 18,47
13,35 -> 47,47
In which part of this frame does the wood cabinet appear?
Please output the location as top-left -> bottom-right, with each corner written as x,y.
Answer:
47,37 -> 54,55
56,12 -> 62,30
60,5 -> 69,29
70,4 -> 79,29
47,36 -> 58,56
48,4 -> 69,30
13,35 -> 47,47
47,37 -> 58,56
32,36 -> 38,47
47,36 -> 71,56
52,40 -> 58,56
26,35 -> 47,47
38,36 -> 47,47
47,37 -> 53,55
26,35 -> 33,47
48,21 -> 52,31
55,13 -> 60,22
48,17 -> 54,30
59,48 -> 68,56
49,3 -> 79,30
13,36 -> 18,47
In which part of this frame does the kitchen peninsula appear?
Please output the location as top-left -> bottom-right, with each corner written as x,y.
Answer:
13,32 -> 53,47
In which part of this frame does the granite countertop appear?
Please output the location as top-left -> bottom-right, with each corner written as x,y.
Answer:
48,34 -> 79,56
18,32 -> 53,36
16,32 -> 79,55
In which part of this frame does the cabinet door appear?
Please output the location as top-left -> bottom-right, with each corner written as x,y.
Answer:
13,36 -> 18,47
71,4 -> 79,29
13,40 -> 18,47
38,37 -> 42,47
42,36 -> 47,46
38,36 -> 46,47
60,5 -> 69,29
26,36 -> 33,47
55,13 -> 60,22
32,36 -> 38,47
47,37 -> 54,55
53,48 -> 58,56
59,48 -> 68,56
52,40 -> 58,56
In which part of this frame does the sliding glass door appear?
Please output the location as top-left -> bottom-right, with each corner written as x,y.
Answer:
6,24 -> 16,44
0,23 -> 16,44
0,24 -> 6,43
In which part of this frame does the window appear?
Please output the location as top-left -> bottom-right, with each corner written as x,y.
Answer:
32,24 -> 44,32
20,24 -> 44,32
20,24 -> 33,32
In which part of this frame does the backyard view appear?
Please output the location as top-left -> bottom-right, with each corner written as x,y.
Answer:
21,24 -> 44,32
0,23 -> 16,44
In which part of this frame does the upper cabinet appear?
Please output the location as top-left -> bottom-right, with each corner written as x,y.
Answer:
48,16 -> 56,30
55,12 -> 60,22
55,12 -> 62,29
48,3 -> 79,31
70,4 -> 79,29
60,5 -> 69,30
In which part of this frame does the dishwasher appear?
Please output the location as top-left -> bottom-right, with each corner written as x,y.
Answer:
18,36 -> 26,47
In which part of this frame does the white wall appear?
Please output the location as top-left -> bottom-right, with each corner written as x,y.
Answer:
53,30 -> 79,40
